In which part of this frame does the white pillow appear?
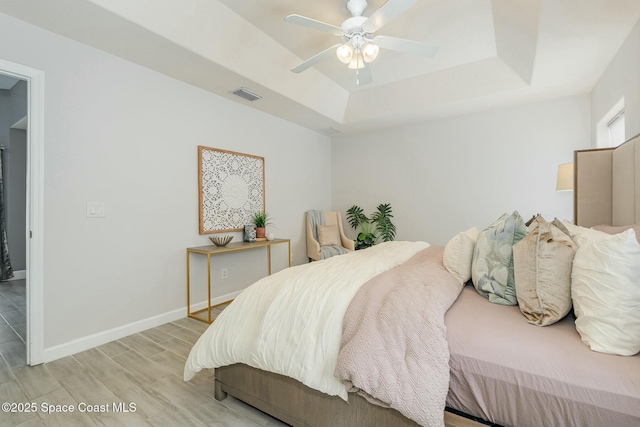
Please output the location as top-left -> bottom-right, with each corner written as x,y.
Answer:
571,229 -> 640,356
443,227 -> 479,284
560,220 -> 608,247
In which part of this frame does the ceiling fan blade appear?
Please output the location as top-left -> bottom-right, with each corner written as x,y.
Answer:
291,44 -> 341,73
356,62 -> 373,86
374,35 -> 439,58
284,14 -> 343,34
362,0 -> 417,33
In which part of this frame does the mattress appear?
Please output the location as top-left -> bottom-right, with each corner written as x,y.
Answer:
445,285 -> 640,427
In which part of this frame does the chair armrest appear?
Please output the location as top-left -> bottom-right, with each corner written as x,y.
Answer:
337,217 -> 355,251
341,237 -> 355,251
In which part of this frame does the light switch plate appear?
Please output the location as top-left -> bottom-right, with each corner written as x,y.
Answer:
87,202 -> 106,218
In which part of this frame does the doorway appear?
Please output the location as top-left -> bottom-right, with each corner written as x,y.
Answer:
0,74 -> 27,368
0,59 -> 45,366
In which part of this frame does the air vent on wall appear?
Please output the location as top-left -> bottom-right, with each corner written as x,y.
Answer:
231,87 -> 263,102
318,127 -> 341,135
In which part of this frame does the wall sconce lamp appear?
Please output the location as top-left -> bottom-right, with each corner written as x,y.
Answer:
556,163 -> 574,191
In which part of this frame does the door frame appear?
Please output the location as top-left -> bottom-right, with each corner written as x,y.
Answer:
0,59 -> 44,365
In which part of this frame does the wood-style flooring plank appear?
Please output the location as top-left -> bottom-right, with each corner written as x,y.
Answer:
154,323 -> 183,335
111,350 -> 172,384
96,340 -> 130,358
31,388 -> 96,427
0,379 -> 34,426
139,328 -> 173,344
12,365 -> 61,399
43,356 -> 85,382
118,334 -> 165,358
0,339 -> 25,368
171,318 -> 210,335
156,337 -> 193,359
168,328 -> 201,345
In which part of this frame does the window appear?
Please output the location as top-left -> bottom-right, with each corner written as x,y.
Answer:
596,97 -> 625,148
607,109 -> 625,147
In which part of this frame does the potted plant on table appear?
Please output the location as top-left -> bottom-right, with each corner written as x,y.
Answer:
346,203 -> 396,250
252,211 -> 273,239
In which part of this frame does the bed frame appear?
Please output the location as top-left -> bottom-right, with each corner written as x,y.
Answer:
213,134 -> 640,427
215,364 -> 423,427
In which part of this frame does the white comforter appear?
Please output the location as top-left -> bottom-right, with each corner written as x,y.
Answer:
184,241 -> 429,399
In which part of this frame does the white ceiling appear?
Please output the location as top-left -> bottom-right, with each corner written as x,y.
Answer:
0,0 -> 639,135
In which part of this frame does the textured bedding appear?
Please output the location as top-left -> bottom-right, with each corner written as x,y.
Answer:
184,241 -> 428,399
335,246 -> 463,427
446,285 -> 640,427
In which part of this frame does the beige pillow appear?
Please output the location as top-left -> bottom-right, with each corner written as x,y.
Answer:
443,227 -> 479,284
572,229 -> 640,355
513,217 -> 576,326
317,225 -> 341,247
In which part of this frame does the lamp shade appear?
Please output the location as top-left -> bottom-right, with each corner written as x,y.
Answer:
362,43 -> 379,63
336,44 -> 354,64
556,163 -> 574,191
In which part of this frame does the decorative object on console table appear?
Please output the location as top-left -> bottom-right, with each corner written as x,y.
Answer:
198,146 -> 265,234
346,203 -> 396,250
244,225 -> 257,243
252,211 -> 273,239
209,235 -> 233,247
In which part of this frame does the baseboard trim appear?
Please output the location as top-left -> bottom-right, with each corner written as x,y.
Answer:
1,270 -> 26,281
42,291 -> 241,363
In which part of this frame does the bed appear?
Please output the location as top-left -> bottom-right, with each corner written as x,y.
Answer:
184,135 -> 640,427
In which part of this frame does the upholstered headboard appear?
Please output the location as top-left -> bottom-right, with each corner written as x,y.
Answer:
575,133 -> 640,227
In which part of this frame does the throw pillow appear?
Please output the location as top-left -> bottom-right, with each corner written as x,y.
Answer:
572,229 -> 640,356
317,224 -> 341,247
513,217 -> 576,326
443,227 -> 479,284
557,220 -> 607,247
471,211 -> 528,305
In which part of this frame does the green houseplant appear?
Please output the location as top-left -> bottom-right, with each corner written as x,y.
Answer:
252,211 -> 273,239
346,203 -> 396,250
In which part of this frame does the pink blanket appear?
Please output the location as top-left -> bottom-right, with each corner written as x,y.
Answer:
334,246 -> 463,427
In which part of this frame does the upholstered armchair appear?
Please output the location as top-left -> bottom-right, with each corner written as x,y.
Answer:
306,211 -> 355,262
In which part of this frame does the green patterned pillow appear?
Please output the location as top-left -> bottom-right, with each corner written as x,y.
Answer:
471,211 -> 528,305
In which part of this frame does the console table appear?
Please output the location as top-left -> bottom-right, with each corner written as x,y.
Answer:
186,239 -> 291,323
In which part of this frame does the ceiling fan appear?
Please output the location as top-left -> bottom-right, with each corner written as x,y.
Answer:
284,0 -> 439,86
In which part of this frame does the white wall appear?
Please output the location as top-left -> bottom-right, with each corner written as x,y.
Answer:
591,19 -> 640,146
0,13 -> 332,354
332,95 -> 591,246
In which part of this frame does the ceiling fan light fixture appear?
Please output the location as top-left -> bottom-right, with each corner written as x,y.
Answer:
336,43 -> 354,64
362,43 -> 379,63
348,52 -> 365,69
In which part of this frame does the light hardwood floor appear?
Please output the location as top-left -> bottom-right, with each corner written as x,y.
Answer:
0,279 -> 27,372
0,303 -> 292,427
0,301 -> 481,427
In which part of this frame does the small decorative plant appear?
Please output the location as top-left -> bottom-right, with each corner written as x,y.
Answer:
252,211 -> 272,228
252,211 -> 274,238
346,203 -> 396,250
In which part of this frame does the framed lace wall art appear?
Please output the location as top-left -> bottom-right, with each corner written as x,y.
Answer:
198,146 -> 265,234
